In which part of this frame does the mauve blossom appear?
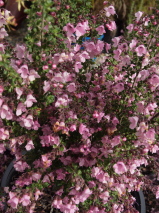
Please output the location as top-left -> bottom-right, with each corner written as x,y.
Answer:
67,83 -> 76,92
69,124 -> 76,132
0,104 -> 13,120
135,45 -> 147,56
43,81 -> 50,93
55,95 -> 70,107
77,51 -> 90,62
106,21 -> 116,31
0,14 -> 6,27
149,74 -> 159,85
15,44 -> 26,59
139,69 -> 149,81
79,124 -> 91,139
14,160 -> 29,172
128,116 -> 139,129
28,69 -> 40,81
99,191 -> 109,203
24,94 -> 37,107
113,161 -> 127,174
0,28 -> 8,39
32,173 -> 42,181
129,38 -> 137,49
111,136 -> 121,147
113,83 -> 124,93
25,140 -> 35,151
35,190 -> 43,200
113,49 -> 122,61
136,101 -> 145,113
75,22 -> 86,38
0,143 -> 6,153
156,187 -> 159,199
8,192 -> 19,209
63,23 -> 75,37
15,87 -> 23,99
74,61 -> 83,72
20,194 -> 31,206
17,65 -> 29,78
96,25 -> 106,35
0,43 -> 4,53
16,103 -> 26,116
112,37 -> 121,47
135,11 -> 143,22
105,42 -> 111,52
0,128 -> 9,140
126,24 -> 134,33
54,71 -> 72,83
104,5 -> 116,17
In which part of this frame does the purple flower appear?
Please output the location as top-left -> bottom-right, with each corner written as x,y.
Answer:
113,161 -> 127,174
135,45 -> 147,56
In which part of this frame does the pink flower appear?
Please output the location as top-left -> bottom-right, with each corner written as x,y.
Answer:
156,187 -> 159,199
79,124 -> 91,139
0,143 -> 6,153
105,43 -> 111,52
14,160 -> 29,172
43,81 -> 51,93
77,51 -> 90,62
67,83 -> 76,92
96,25 -> 106,35
99,191 -> 109,203
104,6 -> 116,17
126,24 -> 134,33
0,14 -> 6,27
8,192 -> 19,209
113,49 -> 122,61
75,21 -> 89,39
20,194 -> 31,206
35,190 -> 43,200
0,128 -> 9,140
74,62 -> 83,72
24,94 -> 37,107
55,95 -> 70,107
149,74 -> 159,85
113,161 -> 127,174
111,136 -> 121,147
28,69 -> 40,81
0,104 -> 13,120
135,45 -> 147,56
113,83 -> 124,93
128,116 -> 139,129
0,43 -> 4,53
139,69 -> 149,81
69,124 -> 76,132
16,103 -> 26,116
112,37 -> 120,47
129,38 -> 137,49
23,115 -> 34,128
32,173 -> 42,181
63,23 -> 75,37
0,28 -> 8,39
25,140 -> 35,151
42,155 -> 52,168
15,44 -> 26,59
54,71 -> 72,83
135,11 -> 143,22
15,87 -> 23,99
17,65 -> 29,78
106,21 -> 116,31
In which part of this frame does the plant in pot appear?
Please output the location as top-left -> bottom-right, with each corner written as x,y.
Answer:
0,0 -> 159,212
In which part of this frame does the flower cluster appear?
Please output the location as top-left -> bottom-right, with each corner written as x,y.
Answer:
0,1 -> 159,213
